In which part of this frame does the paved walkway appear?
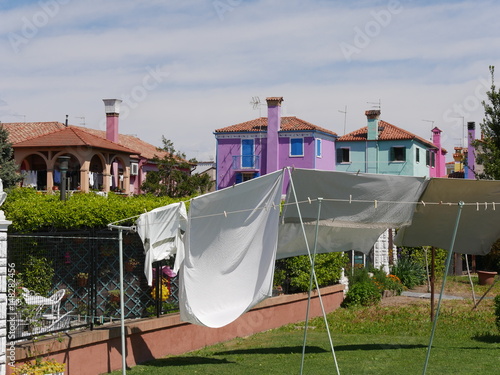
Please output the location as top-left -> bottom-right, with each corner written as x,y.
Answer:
402,291 -> 464,300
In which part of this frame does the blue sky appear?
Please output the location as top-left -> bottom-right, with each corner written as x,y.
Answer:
1,0 -> 499,161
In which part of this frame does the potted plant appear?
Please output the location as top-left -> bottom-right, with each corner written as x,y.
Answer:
74,272 -> 88,287
108,289 -> 120,303
12,357 -> 65,375
125,258 -> 139,272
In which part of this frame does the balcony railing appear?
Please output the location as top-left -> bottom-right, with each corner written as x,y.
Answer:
232,155 -> 260,170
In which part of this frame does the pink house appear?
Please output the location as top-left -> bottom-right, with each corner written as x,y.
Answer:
214,97 -> 337,190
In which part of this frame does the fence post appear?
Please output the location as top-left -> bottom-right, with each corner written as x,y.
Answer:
0,209 -> 12,375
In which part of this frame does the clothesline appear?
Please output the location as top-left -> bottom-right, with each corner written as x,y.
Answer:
108,197 -> 500,227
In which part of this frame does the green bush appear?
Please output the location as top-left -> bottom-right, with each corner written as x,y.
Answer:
341,281 -> 381,308
494,295 -> 500,332
274,252 -> 348,293
17,255 -> 55,295
391,256 -> 426,289
399,246 -> 448,276
3,187 -> 188,232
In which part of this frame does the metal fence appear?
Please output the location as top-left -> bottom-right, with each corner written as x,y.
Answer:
7,229 -> 178,341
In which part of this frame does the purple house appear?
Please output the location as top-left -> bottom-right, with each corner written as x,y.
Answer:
214,97 -> 337,190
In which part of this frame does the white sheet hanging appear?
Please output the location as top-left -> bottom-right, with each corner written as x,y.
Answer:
179,170 -> 284,328
135,202 -> 187,286
395,178 -> 500,254
277,169 -> 429,256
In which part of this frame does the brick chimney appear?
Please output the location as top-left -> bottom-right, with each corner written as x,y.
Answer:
266,97 -> 283,173
466,122 -> 476,179
365,110 -> 380,140
103,99 -> 122,143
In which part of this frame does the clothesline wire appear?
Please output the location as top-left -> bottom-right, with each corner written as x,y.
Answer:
189,198 -> 500,220
107,196 -> 500,225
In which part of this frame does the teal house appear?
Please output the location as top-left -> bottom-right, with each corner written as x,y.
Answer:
336,110 -> 446,177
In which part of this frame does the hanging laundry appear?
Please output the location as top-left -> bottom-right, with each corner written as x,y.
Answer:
53,169 -> 61,184
136,202 -> 187,286
179,170 -> 284,328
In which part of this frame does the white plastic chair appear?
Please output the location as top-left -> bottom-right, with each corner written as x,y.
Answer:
41,289 -> 66,321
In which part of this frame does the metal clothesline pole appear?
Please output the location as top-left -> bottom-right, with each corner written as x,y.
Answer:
108,224 -> 136,375
422,201 -> 464,375
287,168 -> 340,375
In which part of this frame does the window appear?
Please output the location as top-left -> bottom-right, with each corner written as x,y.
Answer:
415,148 -> 420,163
426,150 -> 430,166
241,139 -> 254,168
316,139 -> 322,157
430,151 -> 435,168
391,146 -> 406,162
290,138 -> 304,156
235,172 -> 259,184
336,148 -> 350,163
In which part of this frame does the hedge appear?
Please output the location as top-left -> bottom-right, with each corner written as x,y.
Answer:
3,188 -> 189,232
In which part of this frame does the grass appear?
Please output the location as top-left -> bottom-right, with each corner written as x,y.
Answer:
108,277 -> 500,375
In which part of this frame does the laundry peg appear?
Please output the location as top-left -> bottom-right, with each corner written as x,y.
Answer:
349,194 -> 352,204
374,200 -> 378,209
223,211 -> 227,217
493,202 -> 496,210
485,202 -> 488,210
477,202 -> 480,211
308,197 -> 312,204
421,201 -> 426,206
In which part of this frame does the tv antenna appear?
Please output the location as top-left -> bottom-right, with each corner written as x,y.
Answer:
76,116 -> 86,126
451,115 -> 465,147
338,105 -> 347,135
367,99 -> 381,110
250,96 -> 264,117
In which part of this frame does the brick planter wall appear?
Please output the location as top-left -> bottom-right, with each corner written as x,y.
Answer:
8,284 -> 344,375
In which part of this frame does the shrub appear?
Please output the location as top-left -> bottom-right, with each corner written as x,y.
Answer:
3,187 -> 188,232
391,256 -> 426,289
341,281 -> 381,308
494,295 -> 500,332
17,255 -> 55,295
398,246 -> 448,276
274,252 -> 348,293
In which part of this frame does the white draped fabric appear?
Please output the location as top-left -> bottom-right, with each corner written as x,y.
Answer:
135,202 -> 187,286
394,178 -> 500,254
179,170 -> 284,328
277,169 -> 429,257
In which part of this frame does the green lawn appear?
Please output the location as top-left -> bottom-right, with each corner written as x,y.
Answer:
108,292 -> 500,375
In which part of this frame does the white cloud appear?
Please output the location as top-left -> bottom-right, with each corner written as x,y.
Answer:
0,0 -> 499,161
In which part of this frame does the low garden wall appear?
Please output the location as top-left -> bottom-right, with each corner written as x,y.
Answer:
8,284 -> 344,375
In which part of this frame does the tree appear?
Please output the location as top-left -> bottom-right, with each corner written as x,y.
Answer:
475,66 -> 500,180
0,124 -> 22,188
141,137 -> 213,197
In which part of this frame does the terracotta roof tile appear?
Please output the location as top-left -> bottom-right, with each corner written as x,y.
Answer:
2,122 -> 65,144
214,116 -> 337,136
13,126 -> 137,154
337,120 -> 437,149
1,122 -> 166,159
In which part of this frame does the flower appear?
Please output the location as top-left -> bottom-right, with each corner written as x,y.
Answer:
126,258 -> 140,267
12,358 -> 65,375
74,272 -> 88,280
151,278 -> 170,301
